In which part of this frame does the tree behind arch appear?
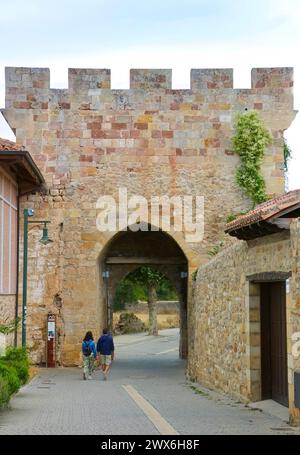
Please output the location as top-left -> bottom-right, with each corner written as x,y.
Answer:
126,266 -> 166,336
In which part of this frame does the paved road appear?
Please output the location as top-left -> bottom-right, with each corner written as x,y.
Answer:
0,329 -> 297,435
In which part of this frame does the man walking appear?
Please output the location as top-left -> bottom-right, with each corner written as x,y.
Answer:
97,328 -> 115,380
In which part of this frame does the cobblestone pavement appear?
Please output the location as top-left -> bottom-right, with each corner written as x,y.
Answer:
0,329 -> 298,435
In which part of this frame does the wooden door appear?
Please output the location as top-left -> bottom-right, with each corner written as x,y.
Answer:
260,282 -> 288,407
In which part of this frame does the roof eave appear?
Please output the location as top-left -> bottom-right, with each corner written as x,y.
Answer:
0,150 -> 45,195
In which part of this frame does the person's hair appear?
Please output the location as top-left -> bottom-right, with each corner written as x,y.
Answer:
102,328 -> 108,335
83,331 -> 93,341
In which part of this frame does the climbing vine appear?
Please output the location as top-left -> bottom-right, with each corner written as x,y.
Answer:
0,318 -> 20,335
233,111 -> 272,207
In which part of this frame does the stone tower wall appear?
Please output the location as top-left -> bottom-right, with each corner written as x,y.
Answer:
2,67 -> 296,364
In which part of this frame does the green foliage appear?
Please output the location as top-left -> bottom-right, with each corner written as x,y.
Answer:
0,318 -> 20,335
127,266 -> 165,288
0,347 -> 30,407
157,279 -> 177,300
283,139 -> 292,173
0,377 -> 10,407
226,210 -> 249,223
114,279 -> 146,311
208,240 -> 224,257
192,269 -> 198,282
226,213 -> 237,223
2,347 -> 29,385
233,111 -> 272,206
189,384 -> 209,397
4,360 -> 29,385
0,362 -> 21,395
114,267 -> 178,309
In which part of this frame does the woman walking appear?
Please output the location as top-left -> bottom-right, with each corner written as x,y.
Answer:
82,331 -> 97,380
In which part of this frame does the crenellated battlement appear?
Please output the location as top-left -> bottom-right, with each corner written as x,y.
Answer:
4,66 -> 295,120
68,68 -> 111,91
3,64 -> 296,198
5,66 -> 294,98
191,69 -> 233,90
130,69 -> 172,89
251,67 -> 294,89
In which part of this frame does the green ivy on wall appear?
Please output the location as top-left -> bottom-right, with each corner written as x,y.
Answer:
226,210 -> 248,223
283,138 -> 292,173
233,111 -> 272,207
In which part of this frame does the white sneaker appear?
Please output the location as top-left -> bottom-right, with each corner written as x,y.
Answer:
88,375 -> 92,380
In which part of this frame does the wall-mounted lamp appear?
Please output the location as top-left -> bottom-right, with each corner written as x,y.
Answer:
22,209 -> 52,347
39,222 -> 53,245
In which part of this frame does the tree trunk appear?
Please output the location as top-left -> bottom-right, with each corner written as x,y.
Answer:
147,284 -> 158,336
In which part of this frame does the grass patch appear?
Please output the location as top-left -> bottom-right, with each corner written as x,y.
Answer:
0,376 -> 10,408
189,385 -> 210,397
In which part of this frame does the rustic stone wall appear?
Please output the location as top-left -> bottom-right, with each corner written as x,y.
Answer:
125,301 -> 179,314
0,295 -> 15,324
189,226 -> 300,424
2,66 -> 296,365
289,220 -> 300,424
0,295 -> 16,347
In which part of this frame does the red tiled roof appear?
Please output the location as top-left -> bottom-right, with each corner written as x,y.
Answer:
0,138 -> 44,193
225,189 -> 300,233
0,138 -> 24,151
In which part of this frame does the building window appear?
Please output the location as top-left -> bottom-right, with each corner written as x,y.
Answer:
0,168 -> 17,295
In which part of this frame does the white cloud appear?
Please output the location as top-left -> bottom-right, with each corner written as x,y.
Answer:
268,0 -> 300,20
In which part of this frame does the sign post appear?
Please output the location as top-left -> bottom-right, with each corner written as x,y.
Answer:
47,313 -> 56,368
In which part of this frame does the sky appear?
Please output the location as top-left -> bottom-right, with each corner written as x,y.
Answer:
0,0 -> 299,189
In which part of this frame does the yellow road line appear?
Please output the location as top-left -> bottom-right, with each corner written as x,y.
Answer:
122,384 -> 179,435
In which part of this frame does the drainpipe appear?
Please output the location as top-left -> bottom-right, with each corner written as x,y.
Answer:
14,193 -> 20,347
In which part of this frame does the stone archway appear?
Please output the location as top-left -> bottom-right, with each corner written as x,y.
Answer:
98,226 -> 189,358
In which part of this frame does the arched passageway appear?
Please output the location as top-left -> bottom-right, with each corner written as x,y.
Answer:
99,226 -> 188,358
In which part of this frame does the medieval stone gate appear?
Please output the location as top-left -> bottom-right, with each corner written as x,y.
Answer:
2,66 -> 296,365
101,227 -> 188,357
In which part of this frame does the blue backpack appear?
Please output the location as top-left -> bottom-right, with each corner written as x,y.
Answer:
82,341 -> 92,357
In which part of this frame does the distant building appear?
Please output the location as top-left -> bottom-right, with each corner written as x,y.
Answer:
0,138 -> 44,346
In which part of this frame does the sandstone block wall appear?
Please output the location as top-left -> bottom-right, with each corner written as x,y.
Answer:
0,295 -> 15,347
2,67 -> 296,365
189,225 -> 300,424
